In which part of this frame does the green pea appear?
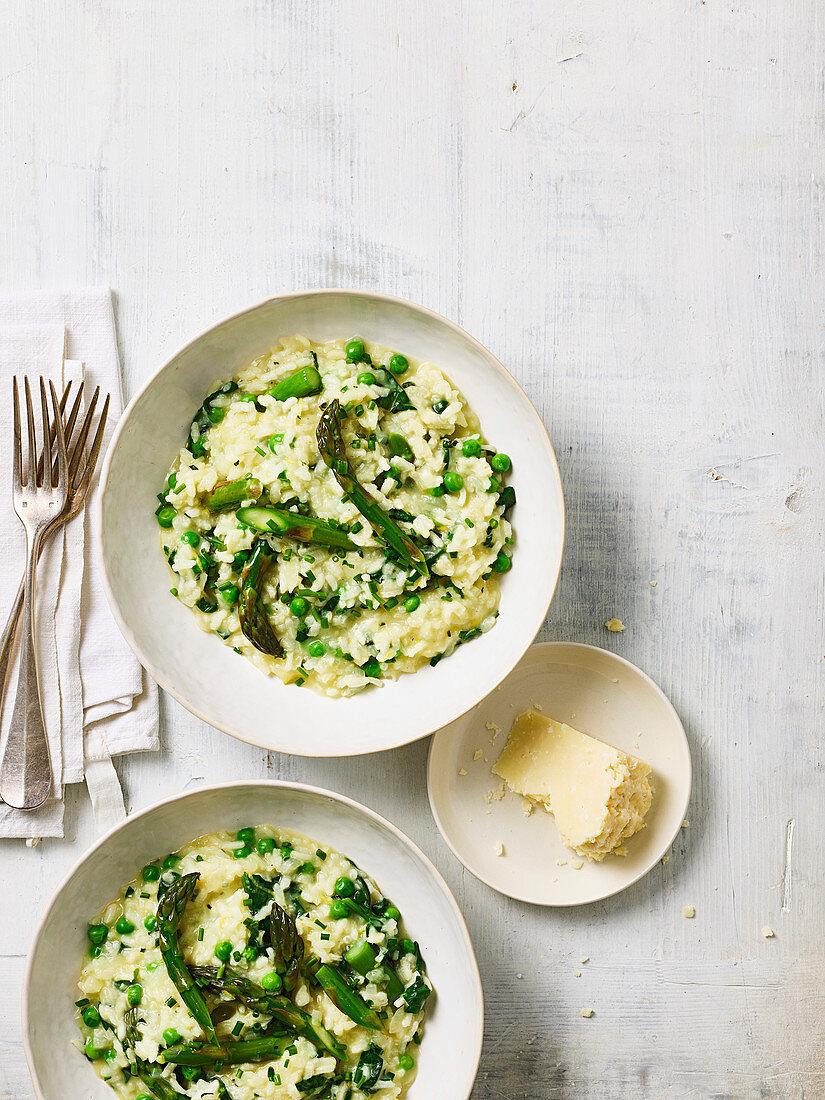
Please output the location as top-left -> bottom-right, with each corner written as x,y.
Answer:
87,924 -> 108,945
215,941 -> 232,962
357,371 -> 377,386
329,899 -> 349,920
290,596 -> 309,617
156,505 -> 175,528
432,399 -> 449,415
115,916 -> 135,936
233,845 -> 251,859
146,961 -> 161,972
487,476 -> 500,493
206,404 -> 226,424
345,338 -> 365,362
126,984 -> 142,1006
181,530 -> 199,546
388,353 -> 408,375
261,971 -> 283,992
492,551 -> 512,573
142,864 -> 160,882
461,438 -> 482,457
300,861 -> 316,876
104,1046 -> 118,1062
237,392 -> 258,403
219,583 -> 239,605
427,485 -> 445,498
256,836 -> 276,857
443,471 -> 464,493
242,945 -> 257,964
162,1027 -> 181,1046
385,905 -> 401,922
81,1005 -> 101,1027
398,1053 -> 415,1071
308,640 -> 326,658
490,452 -> 511,473
162,854 -> 180,871
334,876 -> 355,898
404,595 -> 420,613
144,914 -> 157,932
237,827 -> 256,847
84,1038 -> 107,1060
279,843 -> 293,861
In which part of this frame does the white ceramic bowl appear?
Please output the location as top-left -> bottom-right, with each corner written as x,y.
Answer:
97,290 -> 565,756
23,781 -> 483,1100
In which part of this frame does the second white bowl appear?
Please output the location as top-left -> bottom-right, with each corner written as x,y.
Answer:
97,290 -> 565,755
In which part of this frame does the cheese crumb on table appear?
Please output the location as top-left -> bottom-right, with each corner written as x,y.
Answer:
570,859 -> 584,870
473,749 -> 483,761
574,971 -> 581,978
493,710 -> 653,861
604,618 -> 625,632
762,926 -> 775,938
580,956 -> 589,964
683,906 -> 695,918
458,767 -> 467,776
581,1007 -> 594,1018
494,842 -> 505,857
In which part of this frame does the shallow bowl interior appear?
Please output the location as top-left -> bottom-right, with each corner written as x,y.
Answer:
24,781 -> 483,1100
98,290 -> 565,755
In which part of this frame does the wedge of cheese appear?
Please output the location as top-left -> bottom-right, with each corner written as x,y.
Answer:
493,711 -> 653,861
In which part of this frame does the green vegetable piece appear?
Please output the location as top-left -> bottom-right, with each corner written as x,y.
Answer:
385,905 -> 401,921
269,903 -> 304,995
333,876 -> 355,898
261,971 -> 283,992
181,530 -> 199,547
432,399 -> 449,415
115,916 -> 135,936
237,505 -> 358,551
257,836 -> 276,857
329,899 -> 349,920
219,582 -> 239,605
203,476 -> 262,512
388,353 -> 408,375
427,485 -> 445,498
398,1052 -> 415,1071
344,939 -> 404,1003
162,1028 -> 181,1046
317,401 -> 428,577
267,364 -> 323,402
443,471 -> 464,493
238,541 -> 282,658
144,914 -> 157,932
491,452 -> 511,473
402,973 -> 431,1013
156,505 -> 175,528
156,873 -> 217,1041
353,1044 -> 384,1090
237,827 -> 255,847
307,640 -> 325,658
362,657 -> 381,679
403,595 -> 420,612
461,438 -> 482,457
215,940 -> 232,962
492,550 -> 512,573
357,371 -> 377,386
84,1037 -> 108,1060
290,596 -> 309,617
242,945 -> 257,964
126,984 -> 143,1006
162,1032 -> 293,1067
345,338 -> 365,362
387,433 -> 414,462
315,964 -> 382,1031
87,924 -> 108,945
372,367 -> 414,413
499,484 -> 516,510
81,1005 -> 100,1027
142,864 -> 160,883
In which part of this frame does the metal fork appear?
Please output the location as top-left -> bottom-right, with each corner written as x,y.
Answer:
0,379 -> 68,810
0,381 -> 110,732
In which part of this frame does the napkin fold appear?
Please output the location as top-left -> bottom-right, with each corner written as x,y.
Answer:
0,289 -> 159,838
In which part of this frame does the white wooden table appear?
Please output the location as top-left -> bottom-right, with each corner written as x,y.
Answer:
1,2 -> 822,1097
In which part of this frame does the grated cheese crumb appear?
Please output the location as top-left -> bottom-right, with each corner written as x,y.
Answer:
581,1007 -> 594,1018
473,749 -> 483,761
493,842 -> 505,857
762,926 -> 775,938
604,618 -> 625,632
458,767 -> 467,776
683,906 -> 695,919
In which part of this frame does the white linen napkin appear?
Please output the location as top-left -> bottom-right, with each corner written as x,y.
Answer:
0,289 -> 159,838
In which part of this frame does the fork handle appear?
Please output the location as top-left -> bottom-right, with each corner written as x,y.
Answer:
0,527 -> 52,809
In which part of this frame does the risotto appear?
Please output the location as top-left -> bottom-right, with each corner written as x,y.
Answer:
155,335 -> 515,697
75,826 -> 432,1100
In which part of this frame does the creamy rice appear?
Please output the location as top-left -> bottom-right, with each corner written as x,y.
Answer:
76,826 -> 431,1099
156,335 -> 515,697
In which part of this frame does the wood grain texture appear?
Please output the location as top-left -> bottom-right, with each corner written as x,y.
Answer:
1,0 -> 824,1096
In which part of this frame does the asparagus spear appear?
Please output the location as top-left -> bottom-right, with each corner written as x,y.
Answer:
236,505 -> 357,551
269,903 -> 304,994
314,964 -> 382,1031
239,541 -> 282,657
188,964 -> 346,1060
344,939 -> 405,1003
316,401 -> 428,578
267,361 -> 323,402
156,874 -> 217,1042
162,1031 -> 293,1067
204,476 -> 262,512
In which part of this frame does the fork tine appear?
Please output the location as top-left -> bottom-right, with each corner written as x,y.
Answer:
23,378 -> 37,488
12,378 -> 22,487
39,378 -> 53,489
35,381 -> 72,485
73,392 -> 110,498
49,380 -> 67,494
67,386 -> 99,487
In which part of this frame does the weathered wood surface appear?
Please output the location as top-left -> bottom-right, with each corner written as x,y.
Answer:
1,1 -> 823,1096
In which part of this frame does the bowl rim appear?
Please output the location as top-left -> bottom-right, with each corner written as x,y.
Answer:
22,778 -> 485,1100
95,288 -> 566,755
426,640 -> 694,906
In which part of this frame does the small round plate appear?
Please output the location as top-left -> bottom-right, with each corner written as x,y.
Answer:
427,642 -> 692,905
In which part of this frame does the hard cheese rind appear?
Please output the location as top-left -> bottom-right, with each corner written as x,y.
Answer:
493,711 -> 653,861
